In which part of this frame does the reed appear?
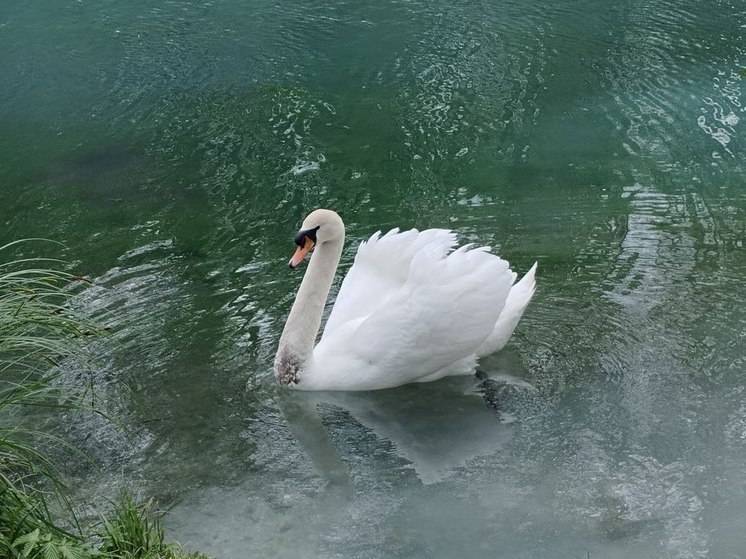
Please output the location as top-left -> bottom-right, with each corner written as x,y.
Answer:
0,239 -> 207,559
100,493 -> 208,559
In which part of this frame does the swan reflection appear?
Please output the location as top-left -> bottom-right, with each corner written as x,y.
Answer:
280,374 -> 531,485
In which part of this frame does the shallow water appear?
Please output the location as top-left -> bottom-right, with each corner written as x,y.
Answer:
2,0 -> 746,557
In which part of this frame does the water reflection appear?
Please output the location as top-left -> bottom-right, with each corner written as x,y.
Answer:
3,0 -> 746,556
279,376 -> 521,485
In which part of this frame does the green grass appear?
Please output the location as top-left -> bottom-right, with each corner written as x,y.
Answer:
100,494 -> 208,559
0,240 -> 208,559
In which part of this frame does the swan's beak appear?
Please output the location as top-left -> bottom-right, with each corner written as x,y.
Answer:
289,237 -> 314,268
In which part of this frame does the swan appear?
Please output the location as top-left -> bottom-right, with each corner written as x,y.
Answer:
274,209 -> 537,391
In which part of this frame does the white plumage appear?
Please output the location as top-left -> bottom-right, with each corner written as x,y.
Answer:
274,209 -> 537,391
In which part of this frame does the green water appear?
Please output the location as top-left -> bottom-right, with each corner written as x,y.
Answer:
2,0 -> 746,556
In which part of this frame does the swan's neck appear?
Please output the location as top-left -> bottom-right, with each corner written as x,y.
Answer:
275,237 -> 343,385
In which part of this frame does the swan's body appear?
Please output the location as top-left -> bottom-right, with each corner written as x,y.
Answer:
275,209 -> 537,391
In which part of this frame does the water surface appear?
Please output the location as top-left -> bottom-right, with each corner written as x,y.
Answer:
2,0 -> 746,557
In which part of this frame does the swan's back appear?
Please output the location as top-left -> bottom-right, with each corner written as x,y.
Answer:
301,228 -> 534,391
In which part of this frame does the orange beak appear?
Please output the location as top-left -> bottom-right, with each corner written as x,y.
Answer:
289,237 -> 314,268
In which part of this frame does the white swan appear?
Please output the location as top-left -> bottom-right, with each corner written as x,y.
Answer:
274,209 -> 537,391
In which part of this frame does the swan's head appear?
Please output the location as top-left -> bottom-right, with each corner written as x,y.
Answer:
288,209 -> 345,268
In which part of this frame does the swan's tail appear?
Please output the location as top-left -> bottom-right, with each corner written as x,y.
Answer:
475,261 -> 537,357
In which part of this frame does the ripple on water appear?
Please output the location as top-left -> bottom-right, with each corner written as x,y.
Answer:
698,66 -> 744,157
4,0 -> 746,556
398,2 -> 549,167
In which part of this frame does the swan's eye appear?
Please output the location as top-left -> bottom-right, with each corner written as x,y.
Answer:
294,225 -> 320,247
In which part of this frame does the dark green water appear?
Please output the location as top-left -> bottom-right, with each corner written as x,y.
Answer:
2,0 -> 746,557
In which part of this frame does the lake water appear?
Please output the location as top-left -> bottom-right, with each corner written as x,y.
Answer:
2,0 -> 746,557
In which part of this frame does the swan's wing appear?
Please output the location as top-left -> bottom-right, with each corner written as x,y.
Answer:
330,244 -> 515,388
321,228 -> 457,338
476,262 -> 537,357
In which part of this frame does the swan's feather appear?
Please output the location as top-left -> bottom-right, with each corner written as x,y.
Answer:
304,229 -> 518,390
322,228 -> 456,338
476,261 -> 537,357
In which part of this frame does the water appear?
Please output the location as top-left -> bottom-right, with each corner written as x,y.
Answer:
2,0 -> 746,556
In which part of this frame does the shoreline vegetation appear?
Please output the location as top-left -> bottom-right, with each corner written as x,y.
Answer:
0,239 -> 208,559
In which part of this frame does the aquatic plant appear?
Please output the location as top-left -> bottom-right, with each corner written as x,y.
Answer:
100,493 -> 208,559
0,239 -> 207,559
0,239 -> 91,556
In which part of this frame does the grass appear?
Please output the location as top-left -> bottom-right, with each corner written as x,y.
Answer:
99,494 -> 207,559
0,239 -> 208,559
